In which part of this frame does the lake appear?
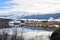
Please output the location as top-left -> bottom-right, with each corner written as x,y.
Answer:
0,26 -> 53,40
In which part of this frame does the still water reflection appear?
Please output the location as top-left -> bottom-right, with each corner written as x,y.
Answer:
0,26 -> 53,40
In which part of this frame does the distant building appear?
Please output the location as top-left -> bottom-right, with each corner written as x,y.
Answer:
9,19 -> 25,27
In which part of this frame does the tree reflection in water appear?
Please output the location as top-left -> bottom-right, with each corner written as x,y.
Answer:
0,27 -> 52,40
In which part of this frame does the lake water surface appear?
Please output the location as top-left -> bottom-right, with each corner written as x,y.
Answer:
0,26 -> 53,40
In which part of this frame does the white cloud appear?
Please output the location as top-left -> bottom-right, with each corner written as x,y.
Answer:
0,0 -> 60,16
12,0 -> 60,14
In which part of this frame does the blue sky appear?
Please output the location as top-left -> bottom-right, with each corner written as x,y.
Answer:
0,0 -> 12,10
0,0 -> 60,16
0,0 -> 16,15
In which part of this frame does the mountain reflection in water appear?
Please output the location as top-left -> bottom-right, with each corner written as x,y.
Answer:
0,26 -> 53,40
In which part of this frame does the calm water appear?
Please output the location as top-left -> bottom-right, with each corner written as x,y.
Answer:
0,26 -> 53,40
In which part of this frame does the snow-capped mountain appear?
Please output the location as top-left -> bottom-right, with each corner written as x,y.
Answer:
0,11 -> 60,19
21,13 -> 60,19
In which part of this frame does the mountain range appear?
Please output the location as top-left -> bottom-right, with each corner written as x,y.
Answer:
0,12 -> 60,19
21,13 -> 60,19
